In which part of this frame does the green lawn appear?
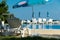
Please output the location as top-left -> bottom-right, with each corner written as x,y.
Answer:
0,36 -> 59,40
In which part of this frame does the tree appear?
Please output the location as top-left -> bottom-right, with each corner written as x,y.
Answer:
0,0 -> 9,21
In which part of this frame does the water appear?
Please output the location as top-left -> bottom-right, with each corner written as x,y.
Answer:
21,24 -> 60,29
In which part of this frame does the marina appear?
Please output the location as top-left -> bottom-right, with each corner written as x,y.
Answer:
21,19 -> 60,38
0,0 -> 60,39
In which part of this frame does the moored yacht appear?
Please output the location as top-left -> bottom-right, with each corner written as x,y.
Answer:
32,18 -> 37,24
47,19 -> 53,24
38,18 -> 43,24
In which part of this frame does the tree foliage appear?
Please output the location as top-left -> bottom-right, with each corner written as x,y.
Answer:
0,0 -> 9,21
0,0 -> 8,14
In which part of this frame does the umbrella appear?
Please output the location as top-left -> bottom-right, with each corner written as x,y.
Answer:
13,0 -> 50,8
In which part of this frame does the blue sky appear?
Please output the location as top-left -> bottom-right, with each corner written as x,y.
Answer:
0,0 -> 60,20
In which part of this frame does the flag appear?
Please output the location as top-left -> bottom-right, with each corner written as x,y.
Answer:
32,12 -> 34,18
39,12 -> 40,17
47,12 -> 49,17
13,0 -> 28,8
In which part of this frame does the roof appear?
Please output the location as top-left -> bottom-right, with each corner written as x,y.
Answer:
6,15 -> 21,28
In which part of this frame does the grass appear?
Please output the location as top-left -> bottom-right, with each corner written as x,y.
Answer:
0,36 -> 59,40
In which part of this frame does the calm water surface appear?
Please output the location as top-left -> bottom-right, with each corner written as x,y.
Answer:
21,24 -> 60,29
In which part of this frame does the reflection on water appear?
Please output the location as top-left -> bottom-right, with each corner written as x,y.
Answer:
21,24 -> 60,29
